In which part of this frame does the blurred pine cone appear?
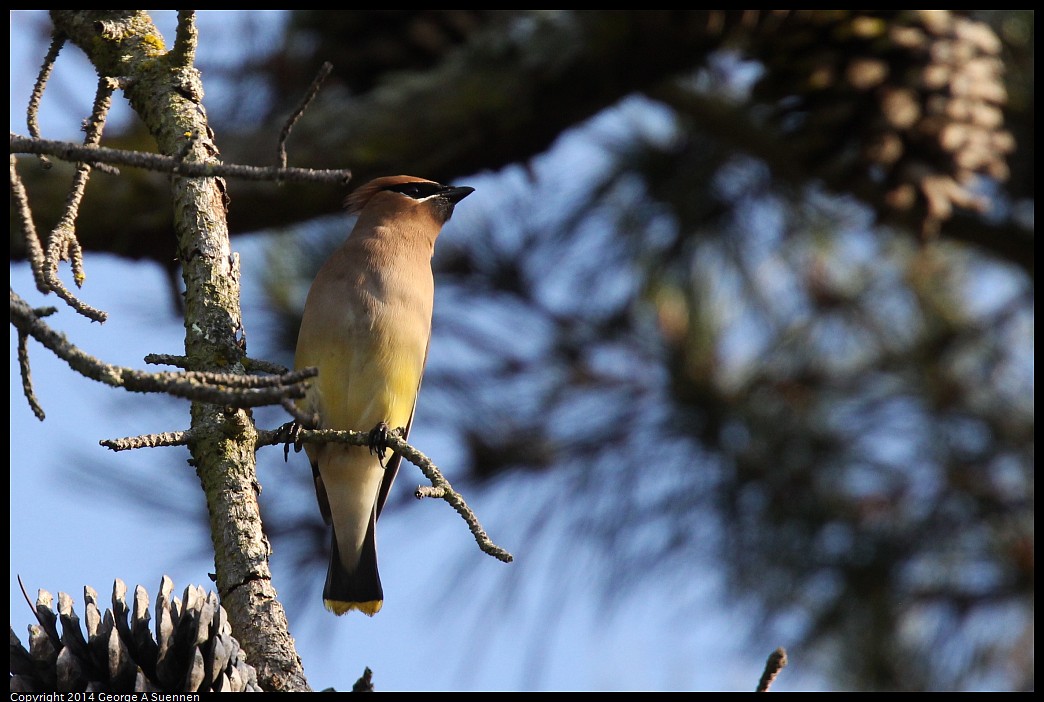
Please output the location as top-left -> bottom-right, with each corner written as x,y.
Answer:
753,10 -> 1014,234
10,576 -> 261,693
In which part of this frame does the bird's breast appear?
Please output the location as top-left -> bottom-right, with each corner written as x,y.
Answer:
296,252 -> 433,434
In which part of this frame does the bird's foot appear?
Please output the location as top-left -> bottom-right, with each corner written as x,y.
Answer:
277,420 -> 305,463
368,421 -> 391,468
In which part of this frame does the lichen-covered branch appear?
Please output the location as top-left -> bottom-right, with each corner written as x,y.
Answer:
10,289 -> 313,413
10,134 -> 353,185
40,76 -> 120,322
26,30 -> 65,168
258,425 -> 514,563
100,430 -> 193,452
170,10 -> 197,68
9,155 -> 48,293
16,326 -> 46,421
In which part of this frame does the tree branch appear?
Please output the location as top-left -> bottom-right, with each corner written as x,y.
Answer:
257,425 -> 514,563
276,62 -> 333,170
26,30 -> 65,168
10,134 -> 353,185
9,155 -> 49,293
756,647 -> 788,692
10,289 -> 314,411
100,430 -> 193,452
47,10 -> 310,691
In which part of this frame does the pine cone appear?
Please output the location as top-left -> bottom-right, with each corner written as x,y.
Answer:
752,10 -> 1014,235
10,576 -> 262,693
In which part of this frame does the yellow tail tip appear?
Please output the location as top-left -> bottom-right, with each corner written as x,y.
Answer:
325,598 -> 383,616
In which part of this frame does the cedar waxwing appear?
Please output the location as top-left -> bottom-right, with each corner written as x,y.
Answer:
294,175 -> 474,616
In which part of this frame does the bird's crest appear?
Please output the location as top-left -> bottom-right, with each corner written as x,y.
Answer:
345,175 -> 436,214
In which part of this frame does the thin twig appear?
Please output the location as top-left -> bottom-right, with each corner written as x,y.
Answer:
277,61 -> 333,170
48,79 -> 112,286
147,352 -> 297,378
11,134 -> 353,184
278,398 -> 318,428
26,31 -> 65,169
144,353 -> 191,368
39,244 -> 107,321
171,10 -> 197,67
17,331 -> 45,421
15,303 -> 58,421
150,353 -> 300,378
394,431 -> 515,563
189,366 -> 316,389
257,425 -> 514,563
38,76 -> 120,321
17,575 -> 37,618
10,155 -> 49,293
81,76 -> 125,176
11,289 -> 311,411
142,356 -> 317,389
82,76 -> 117,143
242,357 -> 291,376
100,430 -> 194,452
756,647 -> 788,692
256,425 -> 371,451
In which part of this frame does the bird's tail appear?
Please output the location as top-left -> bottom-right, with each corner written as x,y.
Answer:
324,520 -> 384,616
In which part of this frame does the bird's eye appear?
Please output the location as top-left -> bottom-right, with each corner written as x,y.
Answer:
385,182 -> 443,200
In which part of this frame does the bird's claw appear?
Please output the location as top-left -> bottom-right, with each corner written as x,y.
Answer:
368,421 -> 391,468
277,421 -> 305,463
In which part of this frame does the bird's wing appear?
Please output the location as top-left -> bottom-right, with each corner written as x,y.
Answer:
374,334 -> 430,519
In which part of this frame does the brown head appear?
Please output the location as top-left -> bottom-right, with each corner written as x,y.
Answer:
346,175 -> 474,227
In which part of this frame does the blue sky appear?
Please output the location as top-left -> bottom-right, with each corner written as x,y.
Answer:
9,10 -> 825,691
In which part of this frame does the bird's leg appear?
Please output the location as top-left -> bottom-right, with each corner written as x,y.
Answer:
368,421 -> 391,468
